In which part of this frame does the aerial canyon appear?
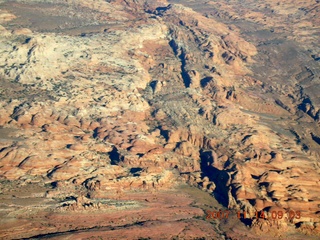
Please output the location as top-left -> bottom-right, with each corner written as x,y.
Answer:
0,0 -> 319,239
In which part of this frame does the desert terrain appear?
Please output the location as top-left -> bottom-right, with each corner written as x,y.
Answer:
0,0 -> 319,239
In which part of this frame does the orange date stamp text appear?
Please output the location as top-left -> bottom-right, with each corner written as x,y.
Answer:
206,209 -> 301,221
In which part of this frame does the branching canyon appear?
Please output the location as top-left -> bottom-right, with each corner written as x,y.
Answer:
0,0 -> 319,239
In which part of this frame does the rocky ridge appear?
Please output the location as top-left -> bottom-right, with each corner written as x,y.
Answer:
0,0 -> 320,239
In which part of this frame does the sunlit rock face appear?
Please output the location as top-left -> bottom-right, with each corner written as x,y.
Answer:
0,0 -> 319,239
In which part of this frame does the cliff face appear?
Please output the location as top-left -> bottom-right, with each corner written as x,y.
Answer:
0,0 -> 320,239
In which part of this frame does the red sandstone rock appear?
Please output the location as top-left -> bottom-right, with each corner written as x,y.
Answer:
0,0 -> 319,239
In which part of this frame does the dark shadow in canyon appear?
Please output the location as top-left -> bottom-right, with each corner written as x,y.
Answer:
200,150 -> 230,207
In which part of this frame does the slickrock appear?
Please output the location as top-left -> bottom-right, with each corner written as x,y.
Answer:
0,0 -> 319,239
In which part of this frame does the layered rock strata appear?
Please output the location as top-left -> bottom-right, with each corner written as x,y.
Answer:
0,0 -> 319,239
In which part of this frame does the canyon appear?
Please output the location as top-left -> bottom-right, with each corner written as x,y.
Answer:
0,0 -> 319,239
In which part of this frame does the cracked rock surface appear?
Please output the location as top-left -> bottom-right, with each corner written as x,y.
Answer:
0,0 -> 320,239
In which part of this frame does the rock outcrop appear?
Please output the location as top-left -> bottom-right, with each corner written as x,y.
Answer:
0,0 -> 319,239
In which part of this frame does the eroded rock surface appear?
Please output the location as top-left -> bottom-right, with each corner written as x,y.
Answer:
0,0 -> 319,239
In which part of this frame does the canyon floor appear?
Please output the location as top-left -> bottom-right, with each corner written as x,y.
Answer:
0,0 -> 319,239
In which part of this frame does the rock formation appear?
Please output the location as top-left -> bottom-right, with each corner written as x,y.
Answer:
0,0 -> 319,239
